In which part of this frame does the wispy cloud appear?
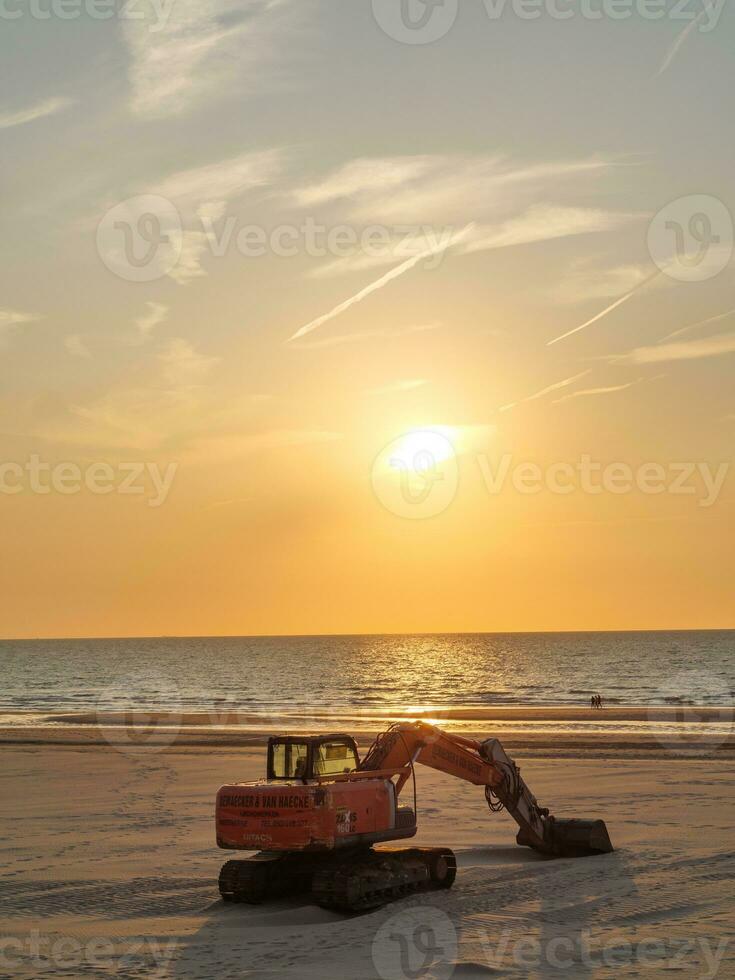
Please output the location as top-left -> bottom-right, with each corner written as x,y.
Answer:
129,302 -> 169,345
547,269 -> 661,346
499,370 -> 591,412
143,150 -> 283,284
287,225 -> 473,343
552,379 -> 643,405
292,156 -> 439,208
124,0 -> 299,119
64,334 -> 92,359
153,150 -> 283,213
293,154 -> 621,227
310,206 -> 637,281
38,338 -> 221,451
613,332 -> 735,366
463,205 -> 638,255
553,260 -> 653,305
0,96 -> 72,131
0,309 -> 41,345
157,338 -> 220,387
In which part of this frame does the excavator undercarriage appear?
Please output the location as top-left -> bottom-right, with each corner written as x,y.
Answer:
220,845 -> 457,912
215,722 -> 613,913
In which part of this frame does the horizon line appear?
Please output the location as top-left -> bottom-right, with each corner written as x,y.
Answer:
2,626 -> 734,643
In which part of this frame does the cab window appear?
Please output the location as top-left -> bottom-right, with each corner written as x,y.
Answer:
314,740 -> 358,776
271,741 -> 309,778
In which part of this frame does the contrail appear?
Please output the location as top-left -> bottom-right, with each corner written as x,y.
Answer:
286,224 -> 474,343
499,370 -> 591,412
547,269 -> 661,347
655,10 -> 707,77
552,379 -> 643,405
662,307 -> 735,342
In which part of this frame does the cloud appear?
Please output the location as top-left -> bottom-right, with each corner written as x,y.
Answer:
308,206 -> 635,280
463,205 -> 639,255
38,338 -> 220,451
0,96 -> 72,131
0,309 -> 40,345
153,150 -> 283,213
551,379 -> 643,405
64,335 -> 92,359
140,149 -> 283,284
613,331 -> 735,366
553,260 -> 653,305
287,225 -> 473,343
130,302 -> 169,345
499,370 -> 591,412
292,157 -> 439,208
547,269 -> 661,346
123,0 -> 299,119
157,338 -> 220,386
292,154 -> 620,227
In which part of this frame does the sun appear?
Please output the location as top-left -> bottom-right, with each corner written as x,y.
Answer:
390,428 -> 457,468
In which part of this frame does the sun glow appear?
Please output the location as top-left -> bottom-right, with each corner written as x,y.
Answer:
391,427 -> 458,467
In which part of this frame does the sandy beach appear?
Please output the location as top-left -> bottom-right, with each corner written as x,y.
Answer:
2,717 -> 733,978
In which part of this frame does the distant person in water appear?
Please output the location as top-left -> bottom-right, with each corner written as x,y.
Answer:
590,695 -> 596,709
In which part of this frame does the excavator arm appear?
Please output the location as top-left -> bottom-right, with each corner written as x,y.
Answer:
359,721 -> 613,857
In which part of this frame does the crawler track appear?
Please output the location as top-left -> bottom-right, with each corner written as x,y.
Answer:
219,846 -> 457,913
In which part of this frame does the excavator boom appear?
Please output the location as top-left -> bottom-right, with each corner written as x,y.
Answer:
359,721 -> 613,858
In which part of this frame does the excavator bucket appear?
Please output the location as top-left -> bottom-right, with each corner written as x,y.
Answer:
518,818 -> 614,857
550,818 -> 614,856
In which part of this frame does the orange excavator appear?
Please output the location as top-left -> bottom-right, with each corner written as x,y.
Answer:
216,721 -> 613,912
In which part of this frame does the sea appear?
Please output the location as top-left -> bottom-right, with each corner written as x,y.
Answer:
1,631 -> 732,723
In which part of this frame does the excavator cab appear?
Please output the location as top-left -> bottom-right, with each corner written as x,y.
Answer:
267,734 -> 359,781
